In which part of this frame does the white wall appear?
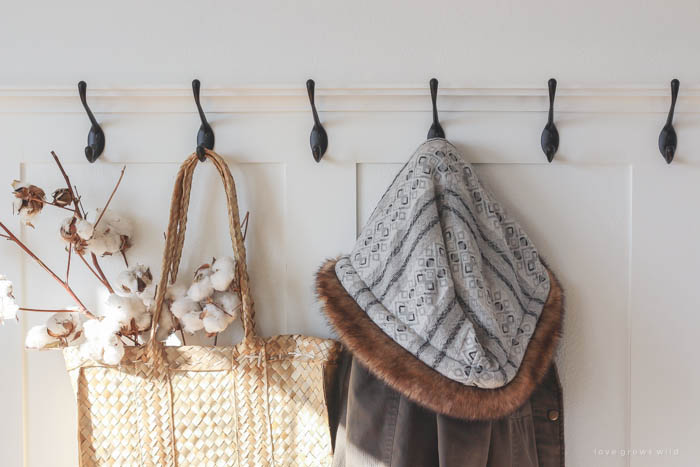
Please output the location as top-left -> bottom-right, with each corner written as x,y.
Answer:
1,1 -> 700,466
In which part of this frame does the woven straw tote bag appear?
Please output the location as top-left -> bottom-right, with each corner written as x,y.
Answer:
63,149 -> 341,466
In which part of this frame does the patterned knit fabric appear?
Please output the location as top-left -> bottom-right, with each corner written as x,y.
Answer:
336,139 -> 551,388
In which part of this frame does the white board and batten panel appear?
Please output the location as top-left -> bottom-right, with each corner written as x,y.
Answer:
0,87 -> 697,467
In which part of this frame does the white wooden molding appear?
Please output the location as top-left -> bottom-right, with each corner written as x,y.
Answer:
0,85 -> 698,114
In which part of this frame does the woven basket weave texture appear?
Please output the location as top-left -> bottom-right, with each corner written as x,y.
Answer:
64,150 -> 340,466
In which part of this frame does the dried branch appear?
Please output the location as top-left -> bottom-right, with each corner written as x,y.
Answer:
0,221 -> 95,319
93,166 -> 126,229
66,244 -> 72,281
50,151 -> 82,219
91,254 -> 114,293
73,185 -> 87,218
50,151 -> 117,294
121,334 -> 139,345
19,307 -> 79,313
120,250 -> 129,268
43,201 -> 76,213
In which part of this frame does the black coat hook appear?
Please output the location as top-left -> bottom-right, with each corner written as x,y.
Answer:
192,79 -> 214,162
540,78 -> 559,163
427,78 -> 445,139
78,81 -> 105,163
306,79 -> 328,163
659,79 -> 680,164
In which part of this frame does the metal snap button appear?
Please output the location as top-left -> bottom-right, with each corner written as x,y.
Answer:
547,409 -> 560,421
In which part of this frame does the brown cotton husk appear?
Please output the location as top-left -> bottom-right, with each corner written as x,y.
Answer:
51,188 -> 74,207
194,263 -> 212,280
13,183 -> 46,225
47,320 -> 74,338
135,268 -> 152,293
60,216 -> 89,254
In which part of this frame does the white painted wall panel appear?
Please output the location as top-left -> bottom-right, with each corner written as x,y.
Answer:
630,165 -> 700,467
2,0 -> 700,87
1,1 -> 700,466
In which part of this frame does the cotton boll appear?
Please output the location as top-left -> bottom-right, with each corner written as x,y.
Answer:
0,275 -> 15,297
180,310 -> 204,334
59,217 -> 76,244
103,346 -> 124,366
96,208 -> 133,238
193,263 -> 213,281
25,325 -> 59,349
46,312 -> 82,340
75,219 -> 95,240
83,317 -> 121,343
165,284 -> 187,302
105,294 -> 146,328
116,264 -> 155,303
189,263 -> 214,298
114,270 -> 139,297
134,309 -> 152,332
79,339 -> 103,361
12,181 -> 45,227
81,318 -> 125,364
101,336 -> 125,365
84,209 -> 133,257
0,275 -> 19,323
210,257 -> 236,291
100,317 -> 124,336
82,319 -> 103,342
212,291 -> 241,316
71,312 -> 84,335
87,230 -> 123,257
106,294 -> 146,316
187,276 -> 214,302
132,264 -> 153,289
0,296 -> 19,323
141,296 -> 156,309
171,297 -> 200,319
213,256 -> 235,274
210,270 -> 234,292
51,188 -> 73,208
138,283 -> 157,307
155,306 -> 177,342
202,303 -> 234,334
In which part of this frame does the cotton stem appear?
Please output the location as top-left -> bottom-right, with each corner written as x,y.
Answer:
0,221 -> 95,319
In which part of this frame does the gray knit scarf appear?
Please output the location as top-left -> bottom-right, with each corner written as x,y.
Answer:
335,139 -> 551,388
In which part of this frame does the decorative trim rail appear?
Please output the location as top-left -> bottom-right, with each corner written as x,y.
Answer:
0,85 -> 699,113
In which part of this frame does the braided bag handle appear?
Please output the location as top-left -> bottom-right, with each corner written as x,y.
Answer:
148,149 -> 256,347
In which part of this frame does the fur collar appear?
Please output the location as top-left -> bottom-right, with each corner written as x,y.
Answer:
316,258 -> 564,420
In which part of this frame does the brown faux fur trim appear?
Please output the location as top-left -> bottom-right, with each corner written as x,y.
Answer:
316,258 -> 564,421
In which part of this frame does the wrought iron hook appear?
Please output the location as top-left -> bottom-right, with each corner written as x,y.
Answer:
540,78 -> 560,163
306,79 -> 328,163
658,79 -> 680,164
427,78 -> 445,139
192,79 -> 215,162
78,81 -> 105,163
